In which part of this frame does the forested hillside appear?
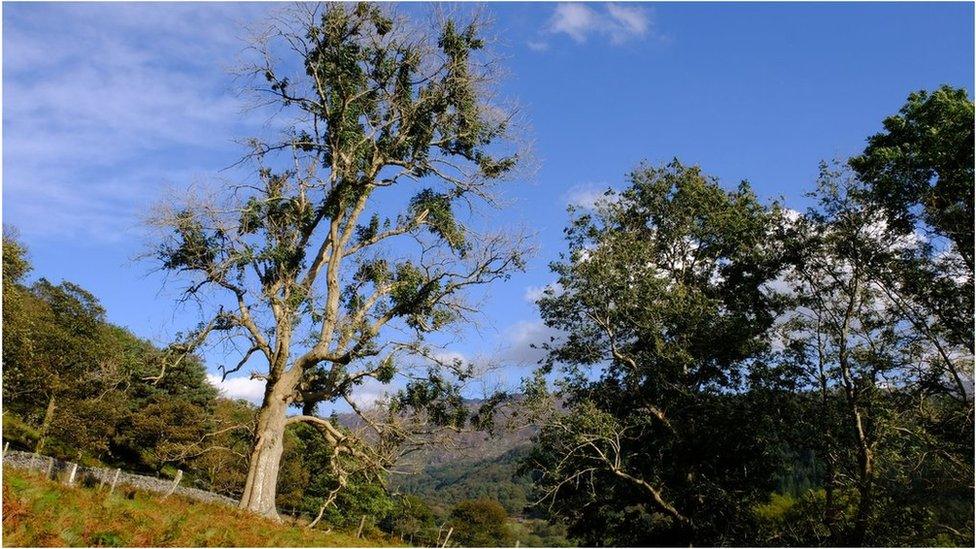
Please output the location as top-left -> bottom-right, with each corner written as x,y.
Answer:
393,446 -> 534,517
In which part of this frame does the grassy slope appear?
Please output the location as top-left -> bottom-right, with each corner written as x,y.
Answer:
2,470 -> 397,547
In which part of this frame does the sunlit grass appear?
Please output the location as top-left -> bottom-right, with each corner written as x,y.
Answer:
2,470 -> 400,547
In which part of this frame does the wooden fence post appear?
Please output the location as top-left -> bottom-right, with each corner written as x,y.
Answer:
442,526 -> 453,548
66,463 -> 78,486
163,470 -> 183,499
3,441 -> 9,457
45,457 -> 55,479
108,468 -> 121,494
356,514 -> 367,539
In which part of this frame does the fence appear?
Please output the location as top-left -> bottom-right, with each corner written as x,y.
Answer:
2,448 -> 237,508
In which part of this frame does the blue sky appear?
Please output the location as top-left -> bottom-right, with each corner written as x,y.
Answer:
3,2 -> 973,406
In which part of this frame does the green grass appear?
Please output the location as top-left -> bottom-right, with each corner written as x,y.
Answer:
2,470 -> 399,547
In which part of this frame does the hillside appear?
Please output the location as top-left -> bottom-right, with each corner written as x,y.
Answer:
1,470 -> 397,547
371,397 -> 540,517
392,446 -> 535,518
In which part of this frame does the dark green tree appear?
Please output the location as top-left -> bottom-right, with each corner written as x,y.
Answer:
381,495 -> 439,545
448,498 -> 514,547
850,85 -> 974,270
524,161 -> 786,545
774,164 -> 974,546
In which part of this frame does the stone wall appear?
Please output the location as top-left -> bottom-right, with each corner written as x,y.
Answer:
2,449 -> 237,507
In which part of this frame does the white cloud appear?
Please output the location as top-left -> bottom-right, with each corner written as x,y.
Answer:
606,4 -> 651,40
545,3 -> 652,45
526,40 -> 550,52
549,3 -> 600,43
501,320 -> 562,365
564,183 -> 612,210
348,378 -> 391,408
207,374 -> 266,404
524,286 -> 548,303
524,282 -> 562,303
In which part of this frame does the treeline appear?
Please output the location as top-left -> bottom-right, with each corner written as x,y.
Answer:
2,236 -> 225,473
519,85 -> 974,547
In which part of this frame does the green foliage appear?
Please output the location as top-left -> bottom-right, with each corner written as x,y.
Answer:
410,189 -> 467,254
395,446 -> 534,517
508,519 -> 575,548
527,161 -> 785,546
1,233 -> 222,473
520,87 -> 975,546
2,230 -> 31,283
850,85 -> 974,267
380,495 -> 440,546
390,370 -> 469,429
277,421 -> 395,529
775,163 -> 974,545
448,498 -> 515,547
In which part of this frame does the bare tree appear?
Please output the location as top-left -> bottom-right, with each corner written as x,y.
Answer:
149,2 -> 527,520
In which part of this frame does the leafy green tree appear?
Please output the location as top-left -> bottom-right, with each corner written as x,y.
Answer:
2,229 -> 30,282
151,2 -> 525,520
525,161 -> 786,545
845,88 -> 973,546
21,279 -> 107,455
181,398 -> 256,496
2,232 -> 42,422
850,85 -> 974,269
850,86 -> 973,401
775,164 -> 973,546
448,498 -> 514,547
381,495 -> 439,546
1,232 -> 226,469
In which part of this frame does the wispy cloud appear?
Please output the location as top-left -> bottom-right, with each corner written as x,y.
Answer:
524,282 -> 562,304
605,4 -> 652,41
500,320 -> 562,366
549,3 -> 601,43
524,285 -> 548,303
2,3 -> 272,242
531,3 -> 654,50
347,378 -> 392,408
563,183 -> 613,210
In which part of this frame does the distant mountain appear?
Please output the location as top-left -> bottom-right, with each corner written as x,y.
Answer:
392,445 -> 535,517
336,397 -> 539,517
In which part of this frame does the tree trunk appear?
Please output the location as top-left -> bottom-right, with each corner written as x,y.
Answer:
850,441 -> 874,545
238,376 -> 294,520
35,394 -> 57,454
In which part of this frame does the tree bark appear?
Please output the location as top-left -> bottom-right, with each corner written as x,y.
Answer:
851,449 -> 874,546
837,277 -> 875,546
238,374 -> 296,520
35,394 -> 57,454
